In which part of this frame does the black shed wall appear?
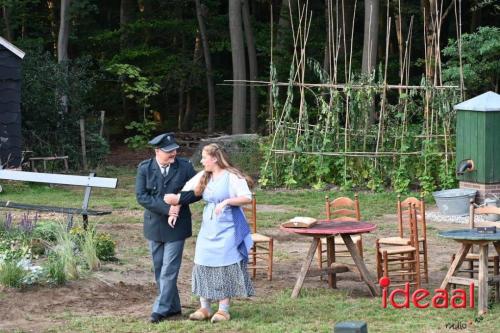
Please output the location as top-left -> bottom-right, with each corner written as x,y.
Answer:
0,44 -> 22,168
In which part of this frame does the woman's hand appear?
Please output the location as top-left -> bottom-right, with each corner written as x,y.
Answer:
214,199 -> 228,215
164,193 -> 180,205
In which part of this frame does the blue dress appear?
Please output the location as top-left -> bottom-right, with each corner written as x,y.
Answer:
191,171 -> 255,300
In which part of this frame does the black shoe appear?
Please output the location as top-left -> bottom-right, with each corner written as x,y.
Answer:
164,310 -> 182,318
149,312 -> 165,324
150,311 -> 182,323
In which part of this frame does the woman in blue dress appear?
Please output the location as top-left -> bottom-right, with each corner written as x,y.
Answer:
164,143 -> 254,323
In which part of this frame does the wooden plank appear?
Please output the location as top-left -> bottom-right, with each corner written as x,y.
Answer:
291,238 -> 319,298
0,201 -> 110,215
448,276 -> 479,286
478,245 -> 489,315
305,264 -> 350,277
341,234 -> 379,296
0,170 -> 117,188
494,241 -> 500,256
440,243 -> 472,290
488,275 -> 500,283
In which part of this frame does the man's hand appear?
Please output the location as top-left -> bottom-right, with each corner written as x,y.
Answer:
168,215 -> 177,228
164,193 -> 180,205
168,205 -> 180,228
169,204 -> 180,217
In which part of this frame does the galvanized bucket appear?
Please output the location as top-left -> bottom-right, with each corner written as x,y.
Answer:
432,188 -> 477,216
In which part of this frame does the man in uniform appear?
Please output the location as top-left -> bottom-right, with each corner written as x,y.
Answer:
135,132 -> 198,323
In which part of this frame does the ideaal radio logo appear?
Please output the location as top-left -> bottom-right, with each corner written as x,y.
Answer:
379,277 -> 485,330
379,277 -> 474,309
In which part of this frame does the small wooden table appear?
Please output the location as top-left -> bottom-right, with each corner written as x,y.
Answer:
280,220 -> 379,298
438,229 -> 500,315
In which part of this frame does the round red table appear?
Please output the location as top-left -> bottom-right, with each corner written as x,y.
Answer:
280,220 -> 379,297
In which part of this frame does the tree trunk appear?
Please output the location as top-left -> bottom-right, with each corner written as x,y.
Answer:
182,31 -> 203,131
120,0 -> 136,49
2,5 -> 13,41
47,0 -> 57,54
470,0 -> 482,32
229,0 -> 247,134
58,0 -> 70,114
57,0 -> 70,63
340,0 -> 355,82
195,0 -> 216,134
242,0 -> 258,133
276,0 -> 294,70
120,0 -> 136,123
177,79 -> 185,130
361,0 -> 379,75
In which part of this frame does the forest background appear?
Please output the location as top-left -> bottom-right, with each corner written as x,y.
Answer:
2,0 -> 499,191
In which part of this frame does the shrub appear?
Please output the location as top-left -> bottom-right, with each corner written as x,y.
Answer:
95,233 -> 116,261
81,227 -> 101,271
54,224 -> 79,279
45,253 -> 67,285
33,221 -> 59,243
0,260 -> 26,288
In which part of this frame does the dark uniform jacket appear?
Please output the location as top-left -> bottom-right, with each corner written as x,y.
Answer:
136,157 -> 198,242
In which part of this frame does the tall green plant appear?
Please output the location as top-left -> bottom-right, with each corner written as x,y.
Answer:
106,64 -> 160,149
80,226 -> 101,271
54,224 -> 79,280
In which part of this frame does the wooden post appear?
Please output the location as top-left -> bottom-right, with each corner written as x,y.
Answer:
79,118 -> 88,170
478,244 -> 489,315
99,110 -> 105,137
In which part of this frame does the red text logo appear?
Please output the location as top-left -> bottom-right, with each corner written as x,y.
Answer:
380,277 -> 474,309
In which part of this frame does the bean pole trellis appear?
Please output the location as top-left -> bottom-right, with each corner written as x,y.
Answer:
232,1 -> 464,193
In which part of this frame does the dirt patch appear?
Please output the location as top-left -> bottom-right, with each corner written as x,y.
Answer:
0,207 -> 481,331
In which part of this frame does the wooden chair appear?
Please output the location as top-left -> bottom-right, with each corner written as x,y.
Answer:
316,195 -> 363,279
450,201 -> 500,300
377,195 -> 429,283
243,193 -> 274,281
376,203 -> 421,288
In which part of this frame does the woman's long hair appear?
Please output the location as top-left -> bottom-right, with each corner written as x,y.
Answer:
194,143 -> 254,196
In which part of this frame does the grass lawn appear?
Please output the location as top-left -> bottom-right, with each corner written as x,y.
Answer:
1,166 -> 499,333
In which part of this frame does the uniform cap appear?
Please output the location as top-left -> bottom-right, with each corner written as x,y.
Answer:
148,133 -> 180,152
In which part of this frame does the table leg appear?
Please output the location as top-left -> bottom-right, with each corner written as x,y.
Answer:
439,243 -> 472,290
478,244 -> 489,315
326,236 -> 336,288
340,234 -> 379,297
494,241 -> 500,256
291,238 -> 320,298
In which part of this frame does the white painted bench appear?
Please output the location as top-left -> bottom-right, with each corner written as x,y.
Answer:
0,170 -> 118,229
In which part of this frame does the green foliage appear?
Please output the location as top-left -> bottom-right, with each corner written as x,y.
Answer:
261,65 -> 460,192
106,64 -> 160,149
443,26 -> 500,94
94,232 -> 116,261
123,116 -> 157,150
45,252 -> 67,285
70,226 -> 116,261
55,224 -> 79,280
32,221 -> 60,243
0,260 -> 26,288
106,64 -> 160,111
80,226 -> 101,271
21,50 -> 109,169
